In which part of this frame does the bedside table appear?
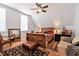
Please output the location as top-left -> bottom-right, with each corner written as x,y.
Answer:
55,34 -> 71,42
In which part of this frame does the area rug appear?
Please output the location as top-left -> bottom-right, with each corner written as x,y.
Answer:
2,46 -> 49,56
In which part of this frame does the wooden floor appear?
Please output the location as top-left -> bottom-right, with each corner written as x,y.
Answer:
2,40 -> 64,56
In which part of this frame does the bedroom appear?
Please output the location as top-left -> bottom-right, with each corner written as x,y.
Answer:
0,3 -> 79,56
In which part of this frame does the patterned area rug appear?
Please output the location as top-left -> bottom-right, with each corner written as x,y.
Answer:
2,46 -> 48,56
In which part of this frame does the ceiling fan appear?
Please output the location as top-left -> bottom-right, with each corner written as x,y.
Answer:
31,3 -> 48,14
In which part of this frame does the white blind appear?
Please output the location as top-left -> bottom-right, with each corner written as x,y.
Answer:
0,7 -> 6,32
21,14 -> 28,31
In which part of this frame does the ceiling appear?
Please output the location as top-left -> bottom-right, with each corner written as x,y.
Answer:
2,3 -> 76,27
3,3 -> 50,15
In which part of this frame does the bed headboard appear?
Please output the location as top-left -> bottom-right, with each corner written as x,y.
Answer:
41,27 -> 55,33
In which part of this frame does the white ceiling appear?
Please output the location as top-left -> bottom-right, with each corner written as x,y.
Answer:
3,3 -> 50,15
3,3 -> 76,27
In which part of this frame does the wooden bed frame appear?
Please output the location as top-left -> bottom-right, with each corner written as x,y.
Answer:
26,27 -> 55,48
41,27 -> 55,32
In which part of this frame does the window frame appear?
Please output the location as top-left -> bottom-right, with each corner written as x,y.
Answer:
0,7 -> 6,32
20,14 -> 28,31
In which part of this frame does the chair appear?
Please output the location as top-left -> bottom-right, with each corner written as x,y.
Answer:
58,36 -> 73,55
56,28 -> 75,55
0,33 -> 10,52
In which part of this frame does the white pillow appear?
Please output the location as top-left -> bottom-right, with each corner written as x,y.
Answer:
72,36 -> 79,43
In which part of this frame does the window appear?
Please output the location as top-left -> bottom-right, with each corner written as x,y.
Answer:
21,14 -> 28,31
0,7 -> 6,32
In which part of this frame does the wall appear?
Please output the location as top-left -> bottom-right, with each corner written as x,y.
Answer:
21,16 -> 36,40
0,4 -> 36,40
74,4 -> 79,37
32,3 -> 75,29
2,3 -> 75,31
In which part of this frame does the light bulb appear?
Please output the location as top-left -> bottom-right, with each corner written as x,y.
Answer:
55,22 -> 59,26
38,8 -> 42,11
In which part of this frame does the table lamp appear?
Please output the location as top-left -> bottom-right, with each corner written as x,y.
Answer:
38,27 -> 41,32
54,21 -> 59,34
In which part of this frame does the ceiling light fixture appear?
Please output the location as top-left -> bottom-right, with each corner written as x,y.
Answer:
31,3 -> 48,14
37,8 -> 42,11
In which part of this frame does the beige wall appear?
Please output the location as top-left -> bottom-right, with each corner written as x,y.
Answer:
74,4 -> 79,37
32,3 -> 75,28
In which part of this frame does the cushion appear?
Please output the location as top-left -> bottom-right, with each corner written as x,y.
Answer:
72,37 -> 79,44
3,36 -> 10,40
47,31 -> 54,34
44,30 -> 55,34
2,40 -> 10,45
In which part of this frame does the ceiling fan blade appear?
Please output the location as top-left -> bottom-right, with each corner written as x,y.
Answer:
37,11 -> 39,14
42,10 -> 46,13
42,5 -> 48,8
39,4 -> 41,8
36,3 -> 39,7
36,3 -> 41,8
31,8 -> 38,10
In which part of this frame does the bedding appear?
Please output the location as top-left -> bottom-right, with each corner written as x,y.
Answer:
41,27 -> 55,44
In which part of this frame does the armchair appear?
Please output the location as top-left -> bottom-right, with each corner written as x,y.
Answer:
0,33 -> 10,52
58,36 -> 73,55
57,28 -> 74,55
58,36 -> 79,56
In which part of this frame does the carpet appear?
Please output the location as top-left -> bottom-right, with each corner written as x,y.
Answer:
2,46 -> 49,56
